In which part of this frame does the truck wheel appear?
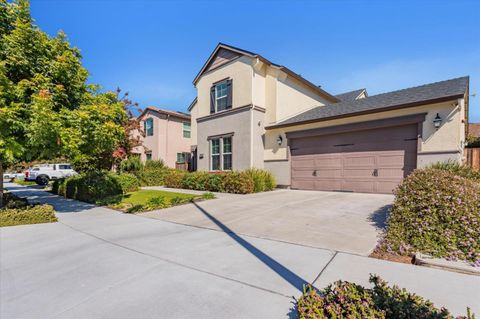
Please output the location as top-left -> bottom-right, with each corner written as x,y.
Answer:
36,175 -> 49,186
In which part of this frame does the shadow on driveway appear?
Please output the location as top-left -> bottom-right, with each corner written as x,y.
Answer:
368,204 -> 391,231
192,202 -> 309,293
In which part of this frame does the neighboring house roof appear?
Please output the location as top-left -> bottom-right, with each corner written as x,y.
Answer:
335,88 -> 367,101
268,76 -> 469,129
469,123 -> 480,137
193,43 -> 340,103
138,106 -> 191,121
187,97 -> 197,112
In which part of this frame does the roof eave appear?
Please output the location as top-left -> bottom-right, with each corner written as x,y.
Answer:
265,94 -> 464,130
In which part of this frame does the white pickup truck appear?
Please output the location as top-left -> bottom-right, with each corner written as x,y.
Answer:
25,163 -> 78,185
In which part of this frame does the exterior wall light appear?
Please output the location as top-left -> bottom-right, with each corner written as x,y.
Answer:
276,135 -> 283,145
433,113 -> 442,129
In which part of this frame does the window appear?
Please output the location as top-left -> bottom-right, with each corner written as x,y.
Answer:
183,122 -> 191,138
58,165 -> 71,170
145,152 -> 152,161
210,136 -> 232,171
215,81 -> 228,112
222,137 -> 232,170
144,118 -> 154,136
210,79 -> 232,113
177,152 -> 187,163
211,139 -> 221,170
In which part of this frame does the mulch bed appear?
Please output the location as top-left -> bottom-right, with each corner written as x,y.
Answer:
370,248 -> 414,265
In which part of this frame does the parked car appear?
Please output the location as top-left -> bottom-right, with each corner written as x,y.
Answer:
25,163 -> 78,185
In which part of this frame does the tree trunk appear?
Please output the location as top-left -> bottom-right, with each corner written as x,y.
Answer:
0,162 -> 4,208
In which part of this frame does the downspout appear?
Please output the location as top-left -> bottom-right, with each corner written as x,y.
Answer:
250,104 -> 254,168
166,114 -> 170,165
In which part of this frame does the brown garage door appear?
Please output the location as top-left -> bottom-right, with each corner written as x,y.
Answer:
290,124 -> 418,194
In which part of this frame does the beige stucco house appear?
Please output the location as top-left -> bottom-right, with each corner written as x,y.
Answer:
189,43 -> 470,194
133,107 -> 191,168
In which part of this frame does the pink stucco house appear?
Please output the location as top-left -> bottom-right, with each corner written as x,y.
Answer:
133,107 -> 191,168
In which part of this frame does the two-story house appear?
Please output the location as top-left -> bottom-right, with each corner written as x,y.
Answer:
189,43 -> 469,194
134,106 -> 192,168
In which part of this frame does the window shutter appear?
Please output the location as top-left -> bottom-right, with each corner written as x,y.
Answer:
143,120 -> 146,134
210,86 -> 215,114
226,79 -> 233,109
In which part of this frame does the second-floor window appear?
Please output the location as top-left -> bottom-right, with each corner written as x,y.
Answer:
183,122 -> 191,138
144,118 -> 153,136
210,79 -> 232,113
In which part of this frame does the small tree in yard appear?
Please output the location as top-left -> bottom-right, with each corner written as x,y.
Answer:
0,0 -> 140,206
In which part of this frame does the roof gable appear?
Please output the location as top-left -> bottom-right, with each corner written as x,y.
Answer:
193,43 -> 340,103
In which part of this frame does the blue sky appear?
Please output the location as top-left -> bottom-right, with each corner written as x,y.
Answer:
31,0 -> 480,122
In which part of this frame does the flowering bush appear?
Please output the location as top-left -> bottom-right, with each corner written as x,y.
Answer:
296,275 -> 475,319
384,168 -> 480,265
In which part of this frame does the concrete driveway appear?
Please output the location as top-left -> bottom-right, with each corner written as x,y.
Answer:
142,188 -> 394,255
1,184 -> 478,318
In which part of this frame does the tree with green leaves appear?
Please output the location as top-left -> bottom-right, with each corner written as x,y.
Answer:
0,0 -> 139,206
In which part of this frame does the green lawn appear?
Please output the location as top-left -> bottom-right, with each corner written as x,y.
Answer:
99,190 -> 213,213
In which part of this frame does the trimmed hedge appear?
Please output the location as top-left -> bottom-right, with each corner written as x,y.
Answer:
384,168 -> 480,265
52,171 -> 139,203
164,170 -> 261,194
297,275 -> 474,319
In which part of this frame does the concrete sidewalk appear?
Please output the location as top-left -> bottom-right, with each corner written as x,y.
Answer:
1,183 -> 479,318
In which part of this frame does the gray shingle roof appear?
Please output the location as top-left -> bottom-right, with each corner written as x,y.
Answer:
272,76 -> 469,128
335,89 -> 366,101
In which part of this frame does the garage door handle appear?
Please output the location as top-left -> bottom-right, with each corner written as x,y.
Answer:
373,169 -> 378,177
313,170 -> 317,176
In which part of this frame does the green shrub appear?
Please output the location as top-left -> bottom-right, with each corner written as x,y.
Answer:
146,196 -> 168,208
120,156 -> 144,174
202,192 -> 215,200
55,171 -> 123,203
115,173 -> 140,193
51,178 -> 65,195
126,204 -> 144,214
206,173 -> 225,192
182,171 -> 209,190
384,168 -> 480,265
297,275 -> 474,319
429,161 -> 480,182
222,172 -> 254,194
0,204 -> 57,227
245,168 -> 277,192
144,159 -> 166,170
164,170 -> 187,188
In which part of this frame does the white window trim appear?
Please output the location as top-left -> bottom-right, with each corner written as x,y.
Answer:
215,81 -> 228,112
210,137 -> 232,171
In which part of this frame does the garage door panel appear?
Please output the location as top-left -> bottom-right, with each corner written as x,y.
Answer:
290,124 -> 418,194
343,154 -> 376,167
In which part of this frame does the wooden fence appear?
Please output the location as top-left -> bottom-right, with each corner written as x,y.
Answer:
465,148 -> 480,170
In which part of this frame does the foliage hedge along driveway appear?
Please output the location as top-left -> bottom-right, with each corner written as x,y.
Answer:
381,165 -> 480,266
297,275 -> 474,319
165,168 -> 276,194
